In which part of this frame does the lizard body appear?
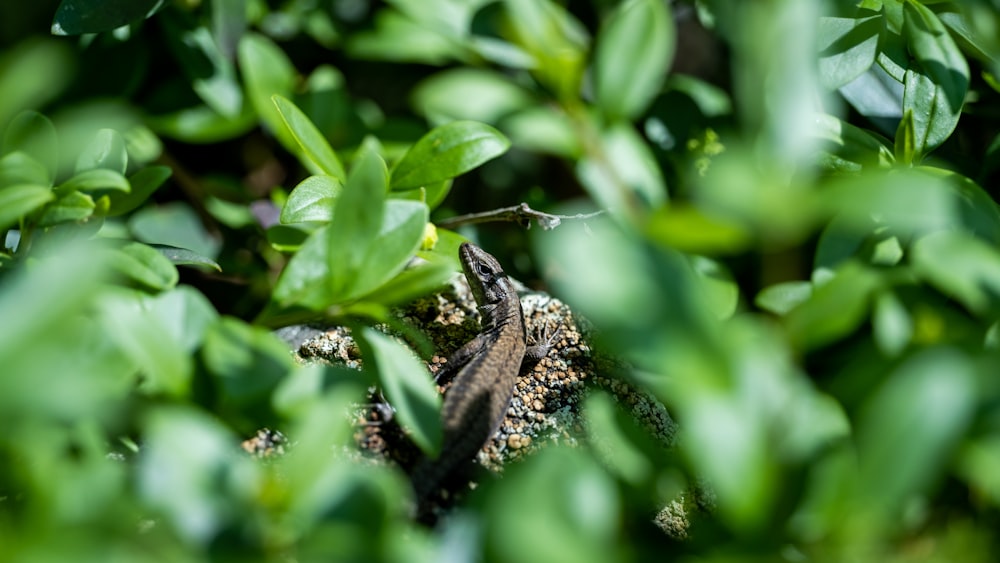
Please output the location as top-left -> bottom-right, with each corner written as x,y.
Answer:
411,242 -> 554,510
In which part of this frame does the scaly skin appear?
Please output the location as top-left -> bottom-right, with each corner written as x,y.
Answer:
411,242 -> 549,513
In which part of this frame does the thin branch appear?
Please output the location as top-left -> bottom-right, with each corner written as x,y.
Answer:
436,202 -> 605,231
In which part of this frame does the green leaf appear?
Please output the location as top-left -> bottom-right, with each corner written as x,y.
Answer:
128,202 -> 221,259
97,289 -> 192,397
152,245 -> 222,272
75,128 -> 127,174
107,241 -> 179,292
901,1 -> 969,156
894,108 -> 916,164
137,408 -> 245,543
786,263 -> 881,350
576,122 -> 667,220
911,230 -> 1000,315
346,10 -> 460,65
161,14 -> 243,118
691,256 -> 738,319
202,317 -> 294,409
0,184 -> 54,230
58,168 -> 130,195
855,347 -> 975,520
501,106 -> 581,158
238,33 -> 298,148
412,69 -> 535,125
2,110 -> 58,181
817,16 -> 881,90
390,121 -> 511,189
755,281 -> 813,316
106,165 -> 172,217
593,0 -> 674,119
51,0 -> 162,35
147,103 -> 257,144
38,191 -> 95,226
0,40 -> 72,130
645,204 -> 751,255
347,199 -> 428,301
272,95 -> 346,179
365,259 -> 453,307
328,148 -> 388,299
0,151 -> 53,188
359,327 -> 441,456
872,291 -> 912,356
281,175 -> 342,224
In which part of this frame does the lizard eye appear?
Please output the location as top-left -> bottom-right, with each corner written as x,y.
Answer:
477,262 -> 492,276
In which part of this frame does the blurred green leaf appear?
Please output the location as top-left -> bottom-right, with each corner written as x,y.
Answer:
690,255 -> 738,319
872,290 -> 912,356
281,175 -> 342,224
812,113 -> 894,172
484,446 -> 622,563
153,245 -> 222,271
147,102 -> 258,143
107,241 -> 179,292
0,40 -> 72,129
2,110 -> 58,181
756,281 -> 813,316
911,230 -> 1000,316
75,128 -> 128,175
501,0 -> 589,100
203,317 -> 294,411
593,0 -> 674,119
390,121 -> 511,189
584,392 -> 653,485
129,202 -> 221,259
272,95 -> 346,179
51,0 -> 162,35
359,327 -> 442,456
577,122 -> 667,220
138,407 -> 252,544
956,436 -> 1000,508
38,191 -> 95,226
855,347 -> 975,522
0,241 -> 119,418
0,184 -> 54,230
645,204 -> 752,255
347,9 -> 460,64
786,263 -> 881,351
817,16 -> 880,90
97,288 -> 192,397
501,106 -> 581,158
412,69 -> 534,124
58,168 -> 130,195
106,165 -> 172,217
0,151 -> 53,187
238,33 -> 297,148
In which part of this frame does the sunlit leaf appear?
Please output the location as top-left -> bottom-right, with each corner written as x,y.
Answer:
273,95 -> 346,179
817,16 -> 880,90
390,121 -> 510,189
281,175 -> 341,224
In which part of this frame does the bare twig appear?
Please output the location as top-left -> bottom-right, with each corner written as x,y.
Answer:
435,202 -> 605,231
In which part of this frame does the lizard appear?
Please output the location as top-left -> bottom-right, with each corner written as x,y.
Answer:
410,241 -> 558,515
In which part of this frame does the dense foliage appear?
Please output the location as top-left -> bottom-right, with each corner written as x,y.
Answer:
3,0 -> 1000,560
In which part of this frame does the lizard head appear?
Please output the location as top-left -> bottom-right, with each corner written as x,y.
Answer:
459,242 -> 509,307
